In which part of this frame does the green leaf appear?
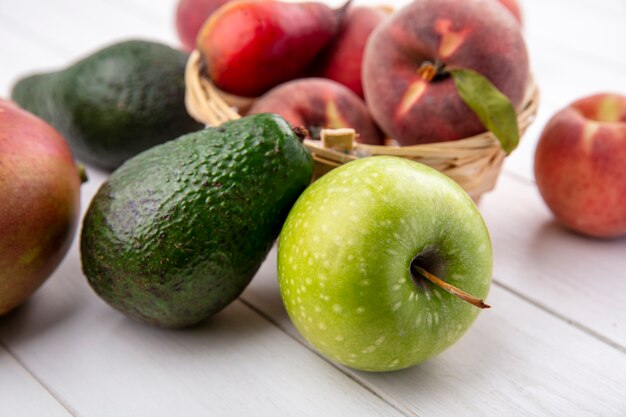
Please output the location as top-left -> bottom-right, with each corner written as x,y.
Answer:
450,68 -> 520,154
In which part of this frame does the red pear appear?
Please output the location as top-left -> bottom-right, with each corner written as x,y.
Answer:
197,0 -> 349,97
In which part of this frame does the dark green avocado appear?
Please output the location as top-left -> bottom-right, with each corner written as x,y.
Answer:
11,40 -> 203,170
80,113 -> 314,328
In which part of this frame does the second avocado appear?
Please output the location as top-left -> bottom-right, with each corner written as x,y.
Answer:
12,40 -> 203,170
80,114 -> 314,327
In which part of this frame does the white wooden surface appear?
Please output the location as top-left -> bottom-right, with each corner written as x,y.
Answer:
1,0 -> 625,416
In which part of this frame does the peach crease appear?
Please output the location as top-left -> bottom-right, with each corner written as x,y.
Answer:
398,80 -> 427,117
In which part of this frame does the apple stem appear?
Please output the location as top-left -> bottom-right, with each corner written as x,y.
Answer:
411,265 -> 491,309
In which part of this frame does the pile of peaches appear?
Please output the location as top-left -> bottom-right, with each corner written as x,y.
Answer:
176,0 -> 528,146
178,0 -> 626,239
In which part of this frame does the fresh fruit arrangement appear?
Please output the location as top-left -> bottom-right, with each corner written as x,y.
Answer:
0,100 -> 83,315
185,0 -> 539,200
1,0 -> 623,378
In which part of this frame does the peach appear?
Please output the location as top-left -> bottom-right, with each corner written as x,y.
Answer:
534,93 -> 626,238
313,6 -> 388,99
497,0 -> 523,24
248,78 -> 383,145
362,0 -> 528,146
175,0 -> 232,52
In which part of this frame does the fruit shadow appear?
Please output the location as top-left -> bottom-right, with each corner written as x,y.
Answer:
0,258 -> 87,344
111,298 -> 273,352
527,219 -> 626,277
349,319 -> 504,401
533,219 -> 626,243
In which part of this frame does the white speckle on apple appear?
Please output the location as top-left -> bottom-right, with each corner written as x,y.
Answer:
409,292 -> 415,301
433,312 -> 440,324
434,290 -> 443,300
375,336 -> 386,345
398,278 -> 406,284
478,243 -> 486,252
392,301 -> 402,311
347,254 -> 355,261
389,359 -> 400,368
318,323 -> 327,330
359,279 -> 370,286
427,313 -> 433,326
356,307 -> 366,314
296,296 -> 302,303
320,294 -> 330,301
415,315 -> 422,326
349,353 -> 358,359
362,346 -> 377,354
335,335 -> 345,342
332,304 -> 343,313
305,278 -> 312,285
452,273 -> 464,281
314,305 -> 321,313
312,235 -> 320,243
392,284 -> 402,291
307,258 -> 313,266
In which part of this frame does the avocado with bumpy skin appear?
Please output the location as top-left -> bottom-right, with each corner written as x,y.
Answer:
80,113 -> 313,327
11,40 -> 203,171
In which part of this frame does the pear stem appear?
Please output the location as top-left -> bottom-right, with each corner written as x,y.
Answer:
411,265 -> 491,309
292,126 -> 310,143
336,0 -> 353,21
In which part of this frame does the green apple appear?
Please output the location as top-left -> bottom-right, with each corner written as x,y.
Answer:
277,156 -> 492,372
